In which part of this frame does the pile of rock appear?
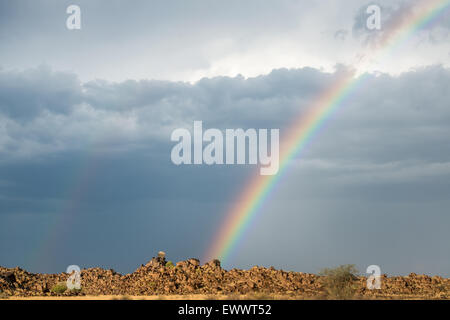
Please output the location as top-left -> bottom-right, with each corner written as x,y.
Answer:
1,255 -> 449,298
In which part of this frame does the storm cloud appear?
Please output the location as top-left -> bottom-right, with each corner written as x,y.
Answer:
1,64 -> 450,276
1,0 -> 450,278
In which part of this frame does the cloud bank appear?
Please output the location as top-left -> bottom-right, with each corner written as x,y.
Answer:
1,65 -> 450,276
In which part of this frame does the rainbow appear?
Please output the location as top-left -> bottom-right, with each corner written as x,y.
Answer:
204,0 -> 450,264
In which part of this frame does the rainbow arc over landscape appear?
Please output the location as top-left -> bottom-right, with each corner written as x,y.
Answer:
204,0 -> 450,264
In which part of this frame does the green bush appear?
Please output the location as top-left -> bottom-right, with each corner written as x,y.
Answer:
165,261 -> 175,268
51,282 -> 67,295
319,264 -> 359,299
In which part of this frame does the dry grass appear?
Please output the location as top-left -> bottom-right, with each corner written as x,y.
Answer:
5,294 -> 310,300
5,293 -> 449,300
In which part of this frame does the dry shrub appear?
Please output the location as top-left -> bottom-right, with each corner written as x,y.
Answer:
319,264 -> 359,300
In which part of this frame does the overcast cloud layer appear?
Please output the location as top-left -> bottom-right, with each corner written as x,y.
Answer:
1,0 -> 450,276
1,65 -> 450,275
1,0 -> 449,82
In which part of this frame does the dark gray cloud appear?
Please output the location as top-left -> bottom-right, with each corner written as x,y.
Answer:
0,66 -> 81,121
0,66 -> 337,161
1,65 -> 450,276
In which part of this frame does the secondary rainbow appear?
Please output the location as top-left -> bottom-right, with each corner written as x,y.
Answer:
204,0 -> 450,264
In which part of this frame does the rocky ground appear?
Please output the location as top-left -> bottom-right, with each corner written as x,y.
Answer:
1,254 -> 449,299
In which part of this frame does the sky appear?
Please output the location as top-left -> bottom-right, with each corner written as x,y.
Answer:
1,0 -> 450,276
